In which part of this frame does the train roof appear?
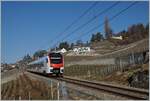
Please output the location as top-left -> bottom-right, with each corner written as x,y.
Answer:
28,52 -> 62,65
28,56 -> 48,65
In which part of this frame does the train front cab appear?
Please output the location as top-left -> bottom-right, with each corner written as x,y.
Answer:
48,52 -> 64,77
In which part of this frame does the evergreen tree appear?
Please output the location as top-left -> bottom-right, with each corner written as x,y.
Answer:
59,41 -> 70,50
90,32 -> 104,43
96,32 -> 104,41
76,40 -> 83,46
33,50 -> 47,58
70,43 -> 74,49
86,41 -> 89,46
23,54 -> 32,63
90,34 -> 95,43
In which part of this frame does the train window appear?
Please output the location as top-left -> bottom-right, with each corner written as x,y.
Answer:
32,63 -> 44,68
51,59 -> 62,64
39,63 -> 44,67
49,53 -> 62,57
49,53 -> 63,64
46,58 -> 48,63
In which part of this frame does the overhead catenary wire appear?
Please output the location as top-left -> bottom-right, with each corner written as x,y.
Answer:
74,1 -> 138,42
52,1 -> 120,48
59,2 -> 98,35
39,2 -> 98,50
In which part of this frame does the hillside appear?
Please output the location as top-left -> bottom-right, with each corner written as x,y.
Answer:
90,40 -> 116,55
65,38 -> 148,66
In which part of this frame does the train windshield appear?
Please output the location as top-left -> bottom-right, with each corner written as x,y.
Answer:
51,58 -> 62,64
49,53 -> 62,64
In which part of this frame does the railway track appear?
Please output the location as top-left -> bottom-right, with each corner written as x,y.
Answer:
27,71 -> 149,100
58,77 -> 149,100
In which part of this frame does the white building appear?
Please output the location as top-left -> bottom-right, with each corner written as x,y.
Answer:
73,47 -> 91,53
60,48 -> 67,53
112,36 -> 123,40
11,65 -> 16,68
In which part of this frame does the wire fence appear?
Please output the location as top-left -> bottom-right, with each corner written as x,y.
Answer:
64,51 -> 148,79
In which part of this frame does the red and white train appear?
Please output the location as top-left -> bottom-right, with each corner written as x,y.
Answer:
27,52 -> 64,77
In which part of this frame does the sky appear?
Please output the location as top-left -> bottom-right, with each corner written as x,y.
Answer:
1,1 -> 149,63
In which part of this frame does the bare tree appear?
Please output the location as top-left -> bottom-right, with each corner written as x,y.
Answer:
104,16 -> 112,39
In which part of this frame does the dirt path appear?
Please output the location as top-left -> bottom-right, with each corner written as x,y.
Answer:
1,69 -> 22,84
1,73 -> 52,100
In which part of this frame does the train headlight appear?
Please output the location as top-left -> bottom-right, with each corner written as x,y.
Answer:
50,69 -> 53,72
61,69 -> 64,73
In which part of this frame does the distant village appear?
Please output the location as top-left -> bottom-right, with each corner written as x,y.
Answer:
1,36 -> 122,72
55,36 -> 122,55
1,21 -> 148,72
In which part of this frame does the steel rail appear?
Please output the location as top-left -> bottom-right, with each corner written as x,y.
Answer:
58,76 -> 149,100
27,71 -> 149,100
